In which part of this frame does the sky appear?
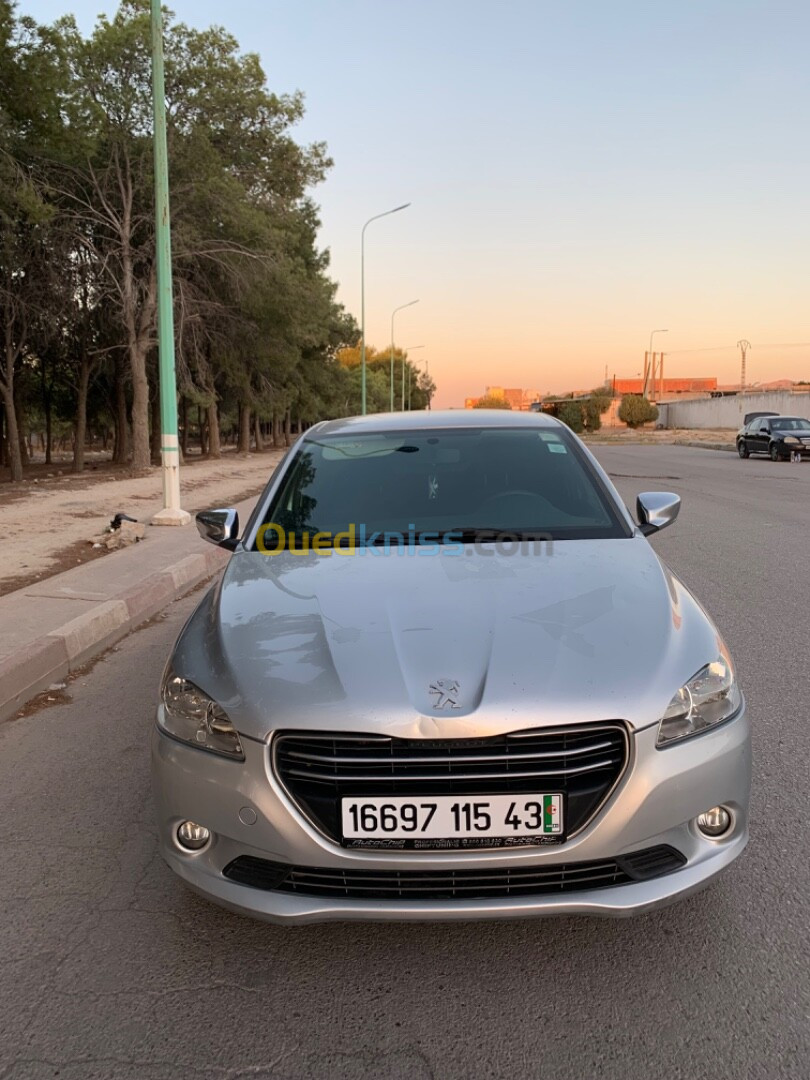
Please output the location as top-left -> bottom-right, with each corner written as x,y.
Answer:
21,0 -> 810,406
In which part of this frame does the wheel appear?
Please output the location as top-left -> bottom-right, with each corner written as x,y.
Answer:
769,443 -> 783,462
737,441 -> 749,458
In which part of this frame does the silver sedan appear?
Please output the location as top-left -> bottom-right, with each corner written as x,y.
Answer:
151,411 -> 750,922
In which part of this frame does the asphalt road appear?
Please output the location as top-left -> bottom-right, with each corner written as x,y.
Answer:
2,445 -> 809,1080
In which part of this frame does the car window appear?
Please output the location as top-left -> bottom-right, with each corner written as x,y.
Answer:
748,419 -> 761,432
255,427 -> 631,548
772,418 -> 810,432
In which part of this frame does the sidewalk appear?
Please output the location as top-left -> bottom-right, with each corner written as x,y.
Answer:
0,489 -> 264,722
0,449 -> 284,596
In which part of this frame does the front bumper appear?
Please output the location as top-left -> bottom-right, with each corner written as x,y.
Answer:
151,708 -> 751,923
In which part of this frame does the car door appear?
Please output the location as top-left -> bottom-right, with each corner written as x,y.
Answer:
744,418 -> 761,453
757,420 -> 772,454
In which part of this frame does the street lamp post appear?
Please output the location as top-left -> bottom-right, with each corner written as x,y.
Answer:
150,0 -> 189,525
360,203 -> 410,415
649,328 -> 668,355
402,345 -> 424,410
390,300 -> 419,411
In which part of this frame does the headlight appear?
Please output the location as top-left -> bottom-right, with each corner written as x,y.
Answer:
657,655 -> 741,747
160,673 -> 244,759
783,436 -> 800,445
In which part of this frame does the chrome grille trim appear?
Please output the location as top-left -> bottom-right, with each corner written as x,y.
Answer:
283,738 -> 618,766
282,757 -> 621,784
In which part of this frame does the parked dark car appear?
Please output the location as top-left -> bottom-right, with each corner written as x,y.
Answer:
736,415 -> 810,460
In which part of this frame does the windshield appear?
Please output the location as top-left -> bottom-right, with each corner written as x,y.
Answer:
772,418 -> 810,431
254,426 -> 630,550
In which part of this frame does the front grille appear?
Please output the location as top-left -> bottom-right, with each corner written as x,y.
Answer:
273,724 -> 628,847
223,845 -> 686,901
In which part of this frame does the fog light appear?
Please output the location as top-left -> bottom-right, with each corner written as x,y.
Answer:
697,806 -> 732,838
177,820 -> 210,850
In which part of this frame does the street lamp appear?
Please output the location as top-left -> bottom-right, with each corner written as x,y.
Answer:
402,345 -> 424,410
150,0 -> 189,524
649,328 -> 668,354
390,300 -> 419,411
360,203 -> 411,415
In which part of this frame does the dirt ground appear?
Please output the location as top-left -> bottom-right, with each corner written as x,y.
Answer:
0,448 -> 284,596
585,426 -> 735,446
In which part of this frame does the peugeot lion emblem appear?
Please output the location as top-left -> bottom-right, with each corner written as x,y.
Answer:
429,679 -> 461,709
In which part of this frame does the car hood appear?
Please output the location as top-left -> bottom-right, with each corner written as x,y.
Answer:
172,538 -> 724,741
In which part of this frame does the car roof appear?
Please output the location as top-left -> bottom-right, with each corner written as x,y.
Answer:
770,416 -> 808,423
307,410 -> 566,437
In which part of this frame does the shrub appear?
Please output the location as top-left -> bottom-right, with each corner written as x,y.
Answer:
584,400 -> 603,432
618,394 -> 659,428
557,401 -> 585,433
473,394 -> 512,410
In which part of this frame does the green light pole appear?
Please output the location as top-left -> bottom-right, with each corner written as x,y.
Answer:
390,300 -> 419,411
360,203 -> 410,415
150,0 -> 189,525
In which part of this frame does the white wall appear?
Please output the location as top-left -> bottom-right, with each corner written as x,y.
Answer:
658,392 -> 810,430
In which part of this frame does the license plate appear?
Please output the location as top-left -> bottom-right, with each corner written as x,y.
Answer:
341,793 -> 564,850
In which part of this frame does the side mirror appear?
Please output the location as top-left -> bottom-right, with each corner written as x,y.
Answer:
196,508 -> 239,550
636,492 -> 680,536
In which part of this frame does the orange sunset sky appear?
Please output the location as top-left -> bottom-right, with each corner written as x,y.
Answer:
26,0 -> 810,407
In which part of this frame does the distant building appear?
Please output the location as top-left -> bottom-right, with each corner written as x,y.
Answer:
612,377 -> 717,395
465,387 -> 544,410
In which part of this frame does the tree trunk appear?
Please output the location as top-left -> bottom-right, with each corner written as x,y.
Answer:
73,352 -> 91,473
44,404 -> 52,465
40,357 -> 53,466
16,394 -> 30,467
181,397 -> 189,458
254,412 -> 264,451
238,402 -> 251,455
113,354 -> 129,464
129,343 -> 151,470
2,384 -> 22,481
207,400 -> 221,458
197,405 -> 207,456
149,380 -> 161,466
284,409 -> 292,447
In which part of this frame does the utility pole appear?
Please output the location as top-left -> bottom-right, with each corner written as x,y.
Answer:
737,339 -> 751,392
150,0 -> 189,525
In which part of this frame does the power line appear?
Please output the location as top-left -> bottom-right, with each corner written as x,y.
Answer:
667,341 -> 810,355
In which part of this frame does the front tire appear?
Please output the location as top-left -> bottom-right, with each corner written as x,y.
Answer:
737,441 -> 749,458
770,443 -> 783,462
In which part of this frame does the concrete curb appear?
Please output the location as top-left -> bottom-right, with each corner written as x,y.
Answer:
673,440 -> 736,452
1,547 -> 228,723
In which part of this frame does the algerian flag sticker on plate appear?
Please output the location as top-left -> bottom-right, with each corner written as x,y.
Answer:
543,795 -> 563,834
